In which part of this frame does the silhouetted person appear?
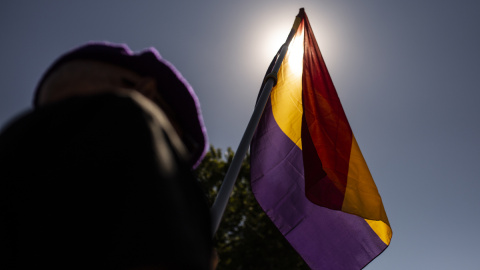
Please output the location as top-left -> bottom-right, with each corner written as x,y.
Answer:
0,43 -> 213,270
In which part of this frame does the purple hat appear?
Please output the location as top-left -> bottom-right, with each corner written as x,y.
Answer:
34,42 -> 208,168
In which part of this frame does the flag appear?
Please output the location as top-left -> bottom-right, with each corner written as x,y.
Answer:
250,8 -> 392,269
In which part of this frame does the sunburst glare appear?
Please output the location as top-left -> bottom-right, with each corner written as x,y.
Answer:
285,24 -> 304,78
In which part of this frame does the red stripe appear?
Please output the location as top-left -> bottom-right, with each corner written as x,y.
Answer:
302,112 -> 345,209
300,10 -> 353,210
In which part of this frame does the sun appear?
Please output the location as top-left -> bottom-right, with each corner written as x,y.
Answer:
285,24 -> 304,78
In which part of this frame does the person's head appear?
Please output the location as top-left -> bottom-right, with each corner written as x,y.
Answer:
34,42 -> 208,168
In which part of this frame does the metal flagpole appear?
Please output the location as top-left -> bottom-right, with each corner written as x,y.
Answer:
210,10 -> 303,236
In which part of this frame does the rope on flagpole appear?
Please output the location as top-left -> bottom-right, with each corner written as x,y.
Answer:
210,10 -> 303,236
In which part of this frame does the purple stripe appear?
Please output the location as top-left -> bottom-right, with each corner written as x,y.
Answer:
251,99 -> 387,270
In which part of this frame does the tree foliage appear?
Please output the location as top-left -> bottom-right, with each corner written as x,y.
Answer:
195,146 -> 309,270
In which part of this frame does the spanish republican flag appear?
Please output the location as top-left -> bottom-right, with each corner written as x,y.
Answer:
250,9 -> 392,269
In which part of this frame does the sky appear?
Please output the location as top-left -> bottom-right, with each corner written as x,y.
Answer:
1,0 -> 480,269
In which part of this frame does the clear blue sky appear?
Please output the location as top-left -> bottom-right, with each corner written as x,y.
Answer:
1,1 -> 479,269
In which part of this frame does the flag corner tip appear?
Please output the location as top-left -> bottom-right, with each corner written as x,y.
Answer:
298,7 -> 305,16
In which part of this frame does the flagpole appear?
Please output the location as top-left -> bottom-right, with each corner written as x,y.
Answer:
210,11 -> 303,236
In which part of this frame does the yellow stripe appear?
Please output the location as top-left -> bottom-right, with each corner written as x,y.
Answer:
365,219 -> 392,245
271,23 -> 305,149
343,136 -> 391,244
